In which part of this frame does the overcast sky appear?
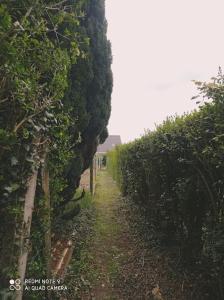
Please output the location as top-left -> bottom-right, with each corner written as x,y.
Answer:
105,0 -> 224,143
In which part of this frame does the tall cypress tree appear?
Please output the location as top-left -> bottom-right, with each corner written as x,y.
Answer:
60,0 -> 113,206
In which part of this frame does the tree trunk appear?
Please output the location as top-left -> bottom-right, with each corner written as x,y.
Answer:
42,153 -> 52,299
16,170 -> 38,300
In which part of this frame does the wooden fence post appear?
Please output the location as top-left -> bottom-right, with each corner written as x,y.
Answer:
90,159 -> 94,195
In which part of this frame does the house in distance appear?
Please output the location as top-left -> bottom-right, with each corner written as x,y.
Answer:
96,135 -> 122,168
80,135 -> 122,193
97,135 -> 122,154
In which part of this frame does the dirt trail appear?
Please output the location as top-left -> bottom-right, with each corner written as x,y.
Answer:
78,171 -> 191,300
81,170 -> 124,299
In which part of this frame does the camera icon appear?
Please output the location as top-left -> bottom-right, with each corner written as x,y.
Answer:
9,279 -> 21,291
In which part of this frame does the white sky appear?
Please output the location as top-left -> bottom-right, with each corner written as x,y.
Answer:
105,0 -> 224,143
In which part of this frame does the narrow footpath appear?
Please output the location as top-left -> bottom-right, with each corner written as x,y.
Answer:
70,171 -> 192,300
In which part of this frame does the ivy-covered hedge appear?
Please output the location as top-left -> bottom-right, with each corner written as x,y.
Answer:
107,74 -> 224,298
0,0 -> 112,297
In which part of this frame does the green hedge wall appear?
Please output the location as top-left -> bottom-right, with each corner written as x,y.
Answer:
107,75 -> 224,298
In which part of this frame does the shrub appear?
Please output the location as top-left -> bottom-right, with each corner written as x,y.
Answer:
107,73 -> 224,298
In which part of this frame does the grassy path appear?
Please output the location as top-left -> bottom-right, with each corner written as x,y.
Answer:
83,170 -> 125,299
69,170 -> 192,300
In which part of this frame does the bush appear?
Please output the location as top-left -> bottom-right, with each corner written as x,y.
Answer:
107,73 -> 224,298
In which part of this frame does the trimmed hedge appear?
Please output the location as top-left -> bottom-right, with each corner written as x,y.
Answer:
107,76 -> 224,298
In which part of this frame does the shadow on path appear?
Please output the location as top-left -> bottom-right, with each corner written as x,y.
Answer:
72,170 -> 191,300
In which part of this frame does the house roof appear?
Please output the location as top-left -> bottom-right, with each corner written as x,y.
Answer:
97,135 -> 122,153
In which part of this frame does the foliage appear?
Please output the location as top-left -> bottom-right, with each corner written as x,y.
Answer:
0,0 -> 81,284
56,191 -> 95,300
108,73 -> 224,299
60,0 -> 113,206
0,0 -> 112,292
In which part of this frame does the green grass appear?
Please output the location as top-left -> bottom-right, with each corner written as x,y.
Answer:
62,189 -> 93,214
64,170 -> 124,298
80,191 -> 92,209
